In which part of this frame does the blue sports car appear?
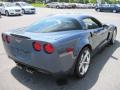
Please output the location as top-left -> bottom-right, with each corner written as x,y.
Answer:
1,14 -> 117,78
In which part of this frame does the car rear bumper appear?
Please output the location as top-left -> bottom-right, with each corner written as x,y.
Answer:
4,44 -> 76,77
2,33 -> 76,77
8,52 -> 75,77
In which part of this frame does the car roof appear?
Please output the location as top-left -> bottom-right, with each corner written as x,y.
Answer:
14,2 -> 26,3
49,14 -> 93,20
0,2 -> 10,4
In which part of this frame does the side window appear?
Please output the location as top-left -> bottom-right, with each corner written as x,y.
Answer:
16,3 -> 20,6
82,18 -> 102,30
0,3 -> 3,7
61,19 -> 82,30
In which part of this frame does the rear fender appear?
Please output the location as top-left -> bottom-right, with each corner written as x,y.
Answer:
75,38 -> 92,58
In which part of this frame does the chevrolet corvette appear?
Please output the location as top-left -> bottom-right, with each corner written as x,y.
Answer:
1,14 -> 117,78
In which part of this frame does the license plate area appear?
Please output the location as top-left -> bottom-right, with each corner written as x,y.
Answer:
11,46 -> 31,59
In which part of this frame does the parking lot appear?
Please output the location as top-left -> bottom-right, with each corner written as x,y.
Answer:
0,8 -> 120,90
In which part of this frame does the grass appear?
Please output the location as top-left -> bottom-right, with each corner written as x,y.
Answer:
31,3 -> 46,7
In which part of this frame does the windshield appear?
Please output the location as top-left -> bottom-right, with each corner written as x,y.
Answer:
116,4 -> 120,7
19,3 -> 30,6
26,17 -> 81,33
5,3 -> 16,7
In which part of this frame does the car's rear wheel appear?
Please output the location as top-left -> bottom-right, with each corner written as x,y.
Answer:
22,9 -> 25,14
112,9 -> 117,13
56,6 -> 60,9
75,47 -> 91,78
110,30 -> 117,44
5,11 -> 9,16
96,8 -> 100,12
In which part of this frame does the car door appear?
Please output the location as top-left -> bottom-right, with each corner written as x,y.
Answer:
102,4 -> 111,11
82,17 -> 108,49
0,3 -> 4,14
91,17 -> 108,43
0,4 -> 6,14
0,3 -> 2,13
109,4 -> 116,11
105,4 -> 111,11
16,3 -> 21,8
101,4 -> 107,11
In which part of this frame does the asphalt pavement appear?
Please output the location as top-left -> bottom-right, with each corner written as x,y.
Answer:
0,8 -> 120,90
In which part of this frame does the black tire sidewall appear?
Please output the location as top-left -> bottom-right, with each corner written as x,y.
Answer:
110,30 -> 117,44
97,8 -> 100,12
22,9 -> 25,14
113,10 -> 117,13
5,11 -> 9,16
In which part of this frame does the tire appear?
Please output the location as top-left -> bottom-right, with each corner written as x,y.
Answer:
22,9 -> 25,14
96,8 -> 100,12
19,13 -> 22,16
112,9 -> 117,13
0,12 -> 1,18
56,6 -> 60,9
110,30 -> 117,44
75,47 -> 91,78
5,11 -> 9,16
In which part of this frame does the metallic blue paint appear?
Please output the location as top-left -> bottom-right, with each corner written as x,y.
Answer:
2,14 -> 117,77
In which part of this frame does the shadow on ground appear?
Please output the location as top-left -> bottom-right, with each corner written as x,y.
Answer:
11,40 -> 120,90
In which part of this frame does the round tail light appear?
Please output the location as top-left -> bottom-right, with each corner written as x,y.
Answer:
33,41 -> 41,51
44,43 -> 54,54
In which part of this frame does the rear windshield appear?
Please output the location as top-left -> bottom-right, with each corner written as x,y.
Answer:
26,17 -> 82,33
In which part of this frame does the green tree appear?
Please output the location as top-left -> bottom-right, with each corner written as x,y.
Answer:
89,0 -> 96,3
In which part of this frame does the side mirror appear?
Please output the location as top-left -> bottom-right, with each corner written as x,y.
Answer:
103,24 -> 108,27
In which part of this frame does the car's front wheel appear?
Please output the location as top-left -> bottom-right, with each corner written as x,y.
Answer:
56,6 -> 60,9
5,11 -> 9,16
96,8 -> 100,12
22,9 -> 25,14
110,30 -> 117,44
112,9 -> 117,13
75,47 -> 91,78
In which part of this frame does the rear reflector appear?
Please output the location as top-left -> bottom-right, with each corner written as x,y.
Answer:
33,41 -> 41,51
66,48 -> 73,52
44,43 -> 54,54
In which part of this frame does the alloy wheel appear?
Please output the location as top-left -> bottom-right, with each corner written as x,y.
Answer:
5,11 -> 9,16
97,9 -> 100,12
78,49 -> 91,75
113,10 -> 117,13
112,30 -> 117,44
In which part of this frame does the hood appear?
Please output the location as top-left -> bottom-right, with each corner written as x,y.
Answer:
5,6 -> 21,10
22,6 -> 34,9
